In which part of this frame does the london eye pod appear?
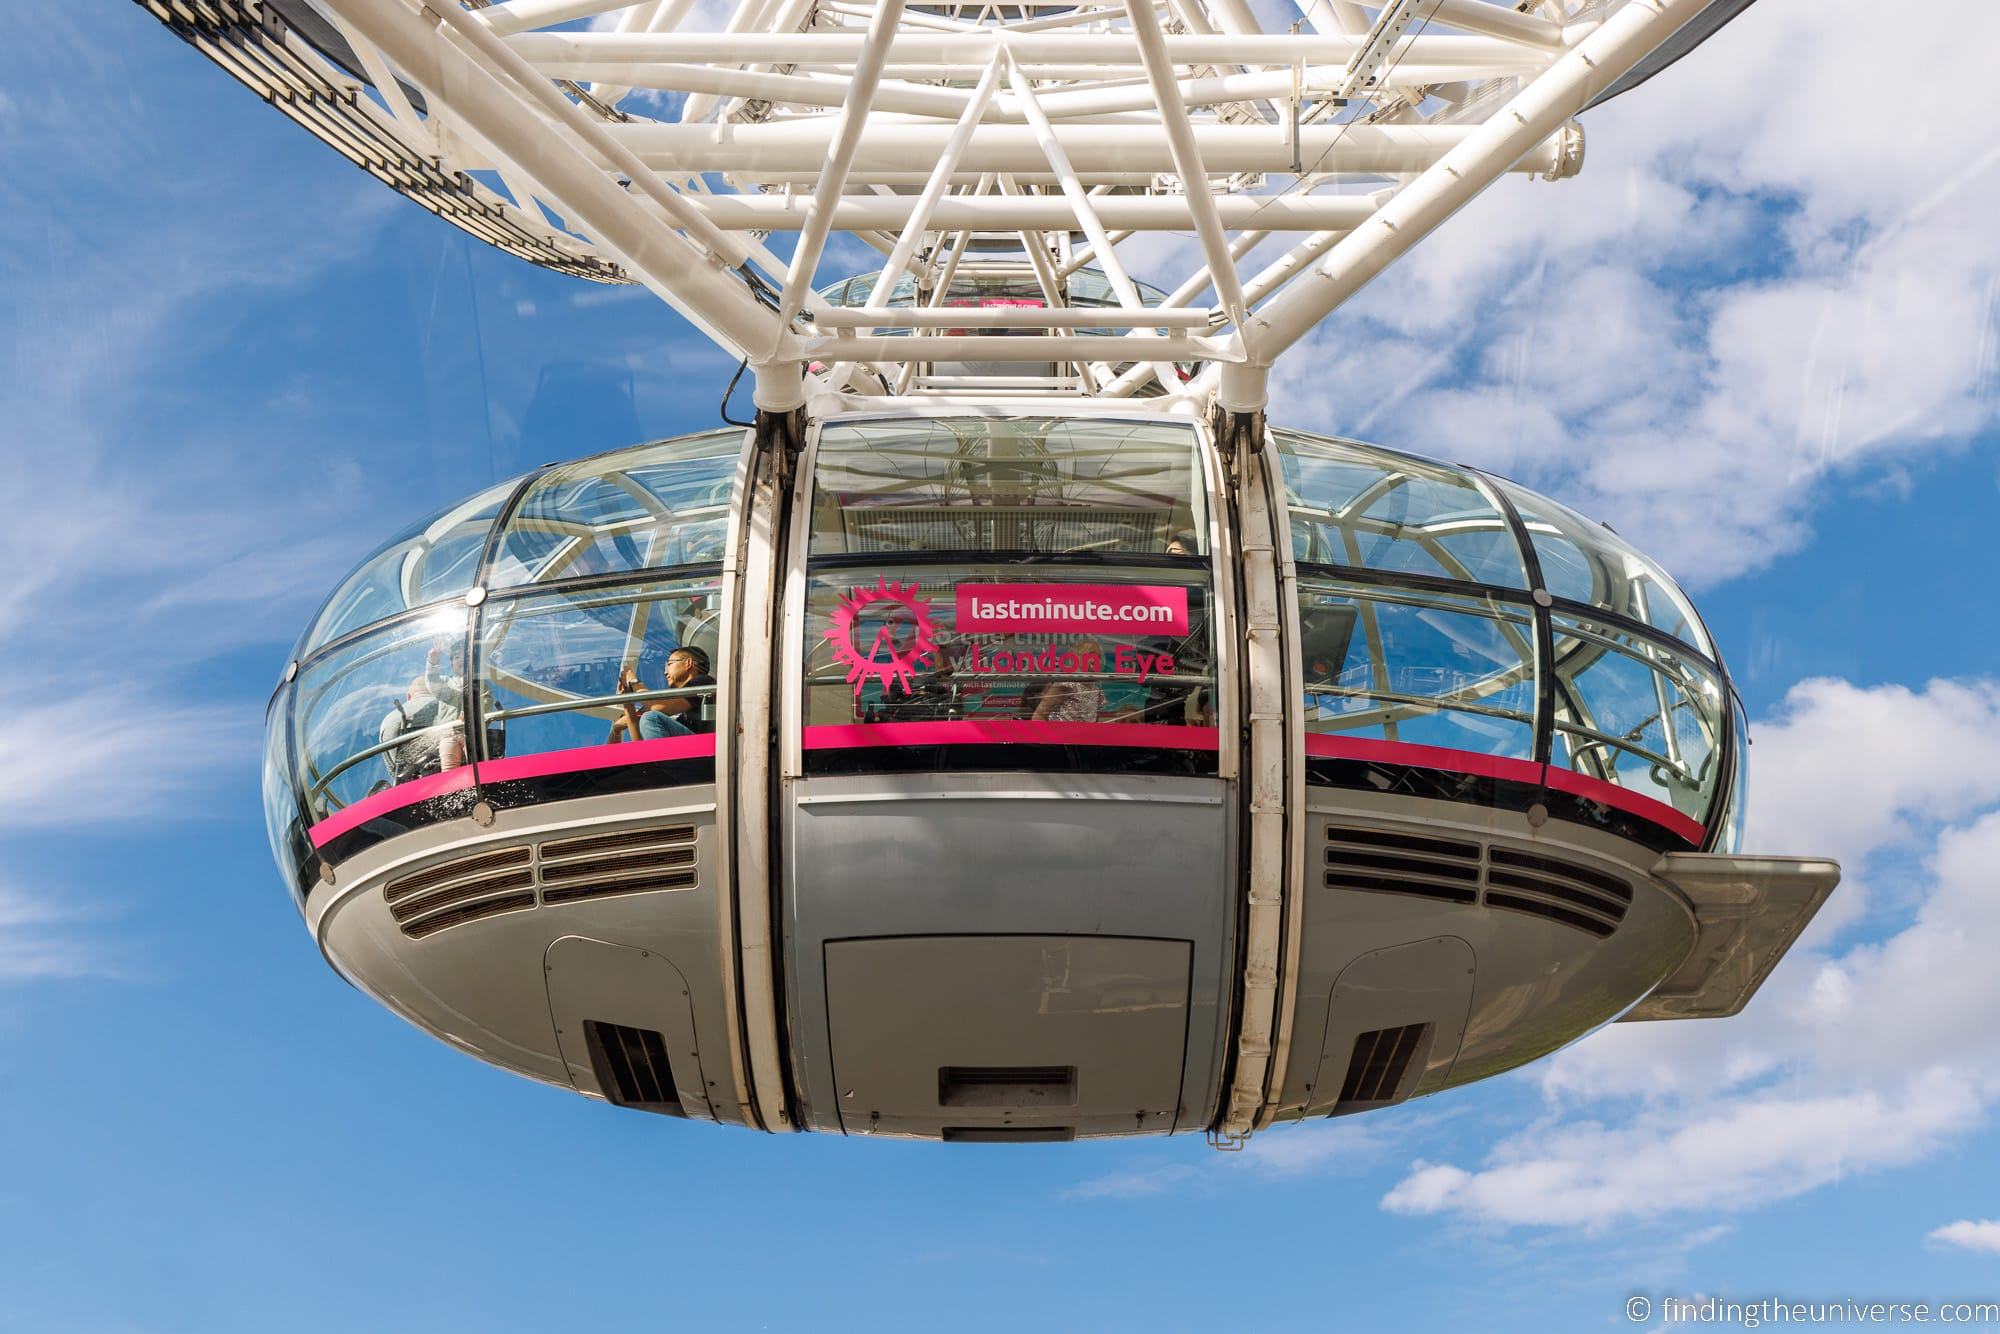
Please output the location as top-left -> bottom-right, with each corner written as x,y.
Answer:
165,0 -> 1833,1142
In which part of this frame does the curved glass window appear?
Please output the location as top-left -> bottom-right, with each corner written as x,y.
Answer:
1276,427 -> 1726,843
1495,480 -> 1711,656
488,431 -> 743,589
479,577 -> 722,763
262,687 -> 310,894
1299,578 -> 1537,758
802,416 -> 1216,773
810,417 -> 1206,558
305,481 -> 513,653
277,432 -> 748,875
1549,614 -> 1724,822
294,605 -> 473,826
1272,431 -> 1527,588
1713,699 -> 1750,855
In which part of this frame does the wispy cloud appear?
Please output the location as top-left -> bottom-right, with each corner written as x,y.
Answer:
0,11 -> 404,842
1063,1163 -> 1197,1201
0,881 -> 122,984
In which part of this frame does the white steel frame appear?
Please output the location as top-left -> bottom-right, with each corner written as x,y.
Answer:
159,0 -> 1718,412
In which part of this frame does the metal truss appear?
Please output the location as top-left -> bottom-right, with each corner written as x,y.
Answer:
137,0 -> 1745,411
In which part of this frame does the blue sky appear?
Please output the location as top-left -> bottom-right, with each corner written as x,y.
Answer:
3,3 -> 1999,1330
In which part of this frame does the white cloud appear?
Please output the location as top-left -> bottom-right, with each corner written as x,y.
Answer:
1929,1220 -> 2000,1257
1384,1069 -> 1983,1229
0,692 -> 258,831
1235,1112 -> 1400,1177
0,882 -> 120,984
1381,677 -> 2000,1229
1063,1163 -> 1198,1200
0,13 -> 404,842
1270,0 -> 2000,587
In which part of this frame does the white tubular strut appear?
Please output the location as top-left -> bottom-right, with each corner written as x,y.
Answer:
1237,0 -> 1711,368
152,0 -> 1735,404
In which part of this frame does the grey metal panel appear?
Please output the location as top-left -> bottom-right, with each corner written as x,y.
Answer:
1584,0 -> 1760,110
315,790 -> 749,1123
1308,936 -> 1473,1116
782,771 -> 1236,1135
545,935 -> 715,1120
1271,791 -> 1695,1120
824,935 -> 1190,1138
1623,854 -> 1839,1021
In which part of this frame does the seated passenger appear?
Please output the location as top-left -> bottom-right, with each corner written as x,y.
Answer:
610,647 -> 716,742
1165,531 -> 1198,558
1032,640 -> 1104,724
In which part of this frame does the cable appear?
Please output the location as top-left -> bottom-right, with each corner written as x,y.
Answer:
720,357 -> 755,426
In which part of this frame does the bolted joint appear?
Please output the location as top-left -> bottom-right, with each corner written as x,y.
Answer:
1542,120 -> 1586,181
1208,401 -> 1268,463
754,404 -> 808,478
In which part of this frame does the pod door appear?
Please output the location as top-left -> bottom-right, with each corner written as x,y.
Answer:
776,414 -> 1240,1139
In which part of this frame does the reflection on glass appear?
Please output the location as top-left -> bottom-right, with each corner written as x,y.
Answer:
306,480 -> 514,652
810,417 -> 1207,558
1549,613 -> 1722,819
1298,578 -> 1538,758
803,567 -> 1215,730
1714,700 -> 1750,853
1272,431 -> 1527,588
294,605 -> 473,822
488,431 -> 742,589
1496,481 -> 1711,655
479,577 -> 722,760
262,687 -> 309,890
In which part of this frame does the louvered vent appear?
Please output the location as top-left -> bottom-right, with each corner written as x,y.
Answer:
1324,826 -> 1481,905
539,825 -> 697,905
1483,847 -> 1630,939
583,1020 -> 686,1117
1322,824 -> 1634,940
383,824 -> 701,939
1336,1023 -> 1431,1109
384,846 -> 535,939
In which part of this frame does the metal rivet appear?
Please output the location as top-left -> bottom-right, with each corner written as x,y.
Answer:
318,861 -> 336,885
471,801 -> 495,827
464,585 -> 487,608
1532,588 -> 1553,608
284,660 -> 299,683
1527,802 -> 1549,828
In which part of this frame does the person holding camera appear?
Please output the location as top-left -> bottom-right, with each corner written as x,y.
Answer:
607,646 -> 715,742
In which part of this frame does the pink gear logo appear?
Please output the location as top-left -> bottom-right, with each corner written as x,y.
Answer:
826,578 -> 941,699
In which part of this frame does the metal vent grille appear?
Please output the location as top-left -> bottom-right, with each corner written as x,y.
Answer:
1324,827 -> 1481,905
383,824 -> 699,939
1322,825 -> 1632,939
583,1020 -> 685,1116
1484,847 -> 1629,939
134,0 -> 627,283
383,846 -> 531,904
384,846 -> 535,938
539,825 -> 697,906
1337,1023 -> 1431,1108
